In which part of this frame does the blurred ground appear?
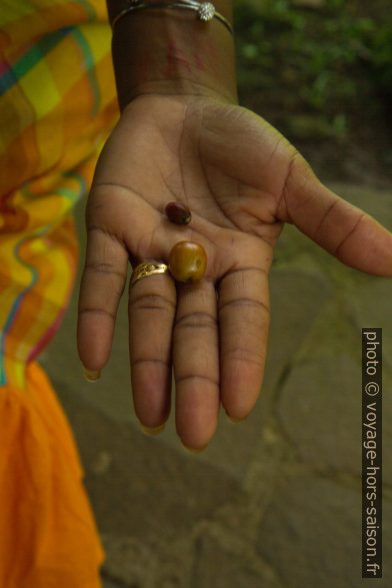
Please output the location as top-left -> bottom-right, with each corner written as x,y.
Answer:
41,0 -> 392,586
41,181 -> 392,588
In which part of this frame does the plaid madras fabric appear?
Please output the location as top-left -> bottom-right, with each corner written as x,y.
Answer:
0,0 -> 119,388
0,3 -> 119,586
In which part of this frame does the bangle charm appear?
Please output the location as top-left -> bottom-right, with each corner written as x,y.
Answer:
111,0 -> 234,36
198,2 -> 215,21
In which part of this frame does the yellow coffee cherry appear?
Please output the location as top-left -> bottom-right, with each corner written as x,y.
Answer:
168,241 -> 207,282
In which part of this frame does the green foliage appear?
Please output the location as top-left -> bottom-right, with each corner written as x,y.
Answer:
235,0 -> 392,133
368,24 -> 392,94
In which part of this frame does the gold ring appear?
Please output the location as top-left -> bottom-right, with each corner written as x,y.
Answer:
130,261 -> 169,287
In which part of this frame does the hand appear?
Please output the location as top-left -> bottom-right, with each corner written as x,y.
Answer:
77,94 -> 392,450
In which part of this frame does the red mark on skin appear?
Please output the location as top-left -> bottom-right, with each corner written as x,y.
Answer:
165,41 -> 192,77
200,36 -> 222,77
193,51 -> 206,71
188,31 -> 206,71
137,48 -> 153,83
188,31 -> 220,75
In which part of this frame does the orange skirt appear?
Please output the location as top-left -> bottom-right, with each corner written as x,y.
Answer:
0,362 -> 104,587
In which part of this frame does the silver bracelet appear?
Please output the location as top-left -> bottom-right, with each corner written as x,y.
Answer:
111,1 -> 234,36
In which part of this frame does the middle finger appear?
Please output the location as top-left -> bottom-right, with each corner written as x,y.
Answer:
173,278 -> 220,450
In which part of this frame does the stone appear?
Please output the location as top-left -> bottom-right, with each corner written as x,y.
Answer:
277,346 -> 392,483
192,532 -> 282,588
257,475 -> 392,587
102,576 -> 126,588
264,266 -> 332,395
101,531 -> 197,587
349,279 -> 392,371
101,534 -> 156,586
277,355 -> 361,475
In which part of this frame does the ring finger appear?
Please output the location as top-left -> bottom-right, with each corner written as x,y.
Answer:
129,265 -> 177,429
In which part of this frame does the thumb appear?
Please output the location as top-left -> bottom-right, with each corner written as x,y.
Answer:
279,155 -> 392,277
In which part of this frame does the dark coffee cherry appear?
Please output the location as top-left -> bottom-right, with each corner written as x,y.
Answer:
165,201 -> 192,225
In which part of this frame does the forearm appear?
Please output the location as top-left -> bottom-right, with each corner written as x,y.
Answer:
106,0 -> 237,110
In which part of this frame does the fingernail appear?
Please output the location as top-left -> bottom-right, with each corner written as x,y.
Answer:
83,369 -> 101,382
182,442 -> 208,454
141,423 -> 165,436
225,412 -> 246,423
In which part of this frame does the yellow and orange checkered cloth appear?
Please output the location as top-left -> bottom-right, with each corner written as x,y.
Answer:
0,2 -> 119,586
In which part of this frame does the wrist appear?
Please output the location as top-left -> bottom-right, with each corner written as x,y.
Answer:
108,1 -> 237,109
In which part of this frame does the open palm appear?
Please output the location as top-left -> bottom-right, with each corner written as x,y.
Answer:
77,94 -> 392,450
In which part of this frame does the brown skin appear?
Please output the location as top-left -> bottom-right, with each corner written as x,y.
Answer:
77,2 -> 392,451
109,0 -> 237,107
